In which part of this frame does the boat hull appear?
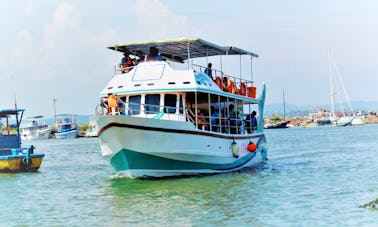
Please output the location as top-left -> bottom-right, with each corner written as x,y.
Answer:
21,128 -> 51,141
97,115 -> 268,178
0,154 -> 44,173
55,129 -> 79,139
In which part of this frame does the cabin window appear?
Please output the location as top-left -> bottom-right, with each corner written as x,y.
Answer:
145,94 -> 160,114
164,94 -> 177,113
128,95 -> 141,115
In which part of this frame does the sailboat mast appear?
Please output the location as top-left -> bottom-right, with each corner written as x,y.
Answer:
328,48 -> 336,118
283,88 -> 286,120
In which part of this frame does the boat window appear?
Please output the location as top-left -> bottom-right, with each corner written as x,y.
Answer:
145,94 -> 160,114
128,95 -> 141,115
117,85 -> 123,89
168,82 -> 176,85
183,81 -> 191,84
164,94 -> 177,113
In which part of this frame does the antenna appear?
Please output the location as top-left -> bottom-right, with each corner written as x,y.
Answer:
53,98 -> 57,122
12,74 -> 18,109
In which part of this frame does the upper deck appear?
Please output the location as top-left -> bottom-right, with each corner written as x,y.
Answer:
103,38 -> 260,101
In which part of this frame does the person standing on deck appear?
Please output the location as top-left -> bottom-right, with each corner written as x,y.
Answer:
245,111 -> 257,133
204,63 -> 213,79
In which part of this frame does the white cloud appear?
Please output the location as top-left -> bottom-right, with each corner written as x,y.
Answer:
131,0 -> 189,38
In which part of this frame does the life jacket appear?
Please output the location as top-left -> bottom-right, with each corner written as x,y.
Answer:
108,94 -> 118,108
215,76 -> 223,89
239,82 -> 246,96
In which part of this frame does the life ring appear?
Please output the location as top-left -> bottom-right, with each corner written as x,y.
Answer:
20,157 -> 32,171
215,76 -> 223,89
239,82 -> 246,96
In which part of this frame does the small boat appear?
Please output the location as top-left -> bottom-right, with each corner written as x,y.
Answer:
264,89 -> 289,129
54,114 -> 79,139
20,116 -> 51,141
85,118 -> 99,137
264,121 -> 289,129
96,37 -> 268,178
0,109 -> 45,172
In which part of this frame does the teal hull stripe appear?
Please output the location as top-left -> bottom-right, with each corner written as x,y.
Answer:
110,149 -> 256,172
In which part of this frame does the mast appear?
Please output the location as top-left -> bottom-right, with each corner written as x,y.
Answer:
283,88 -> 286,120
328,48 -> 336,119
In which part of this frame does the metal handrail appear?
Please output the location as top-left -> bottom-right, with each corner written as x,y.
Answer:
96,99 -> 250,135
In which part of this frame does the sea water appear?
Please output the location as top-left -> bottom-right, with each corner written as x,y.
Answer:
0,125 -> 377,226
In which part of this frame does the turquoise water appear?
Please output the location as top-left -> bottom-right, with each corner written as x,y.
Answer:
1,125 -> 377,226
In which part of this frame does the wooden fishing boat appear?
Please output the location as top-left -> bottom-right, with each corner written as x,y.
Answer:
0,109 -> 45,173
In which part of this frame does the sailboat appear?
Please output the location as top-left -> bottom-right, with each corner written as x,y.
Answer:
328,49 -> 364,126
264,89 -> 289,129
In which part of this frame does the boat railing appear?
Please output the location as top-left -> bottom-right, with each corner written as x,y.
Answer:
97,99 -> 253,134
192,64 -> 256,98
113,64 -> 137,75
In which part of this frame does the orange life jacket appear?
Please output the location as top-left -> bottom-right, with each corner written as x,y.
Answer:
108,94 -> 118,108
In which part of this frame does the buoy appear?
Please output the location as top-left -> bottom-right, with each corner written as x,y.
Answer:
231,141 -> 239,158
247,142 -> 257,152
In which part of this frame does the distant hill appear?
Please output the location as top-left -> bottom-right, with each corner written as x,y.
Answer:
264,101 -> 378,117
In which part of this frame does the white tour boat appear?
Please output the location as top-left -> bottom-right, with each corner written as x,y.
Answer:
54,114 -> 79,139
20,116 -> 51,140
96,38 -> 268,178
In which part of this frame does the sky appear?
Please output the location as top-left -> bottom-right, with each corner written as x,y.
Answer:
0,0 -> 377,117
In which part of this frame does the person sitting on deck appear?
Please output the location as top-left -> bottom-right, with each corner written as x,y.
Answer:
120,52 -> 135,73
197,110 -> 209,130
146,46 -> 163,61
204,63 -> 213,79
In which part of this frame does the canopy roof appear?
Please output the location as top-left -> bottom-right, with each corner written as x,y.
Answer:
107,37 -> 258,61
0,109 -> 24,118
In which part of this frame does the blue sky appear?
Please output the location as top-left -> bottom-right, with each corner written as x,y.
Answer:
0,0 -> 377,117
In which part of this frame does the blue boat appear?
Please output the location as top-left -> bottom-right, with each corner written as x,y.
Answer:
0,109 -> 45,172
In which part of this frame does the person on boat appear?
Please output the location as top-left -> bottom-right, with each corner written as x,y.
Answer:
146,46 -> 163,61
245,110 -> 257,133
210,106 -> 220,132
120,52 -> 134,73
197,110 -> 208,130
204,63 -> 213,79
107,93 -> 120,115
228,104 -> 238,134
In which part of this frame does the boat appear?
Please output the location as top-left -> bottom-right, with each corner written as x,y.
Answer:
304,49 -> 364,127
264,89 -> 289,129
54,114 -> 79,139
20,116 -> 51,140
328,49 -> 365,126
264,121 -> 289,129
0,109 -> 45,172
95,37 -> 268,178
85,118 -> 99,137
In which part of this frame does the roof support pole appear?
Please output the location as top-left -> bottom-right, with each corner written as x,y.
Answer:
239,54 -> 242,81
220,55 -> 223,76
187,42 -> 191,70
250,56 -> 254,84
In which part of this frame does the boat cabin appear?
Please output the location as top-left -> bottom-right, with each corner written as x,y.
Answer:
0,109 -> 24,154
